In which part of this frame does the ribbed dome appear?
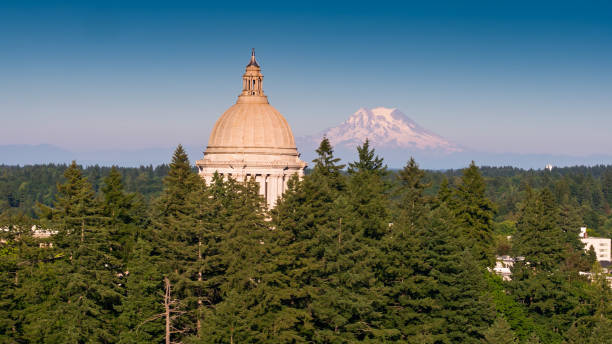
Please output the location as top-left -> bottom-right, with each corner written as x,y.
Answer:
207,102 -> 297,149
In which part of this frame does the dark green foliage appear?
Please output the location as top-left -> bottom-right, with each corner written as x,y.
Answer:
4,163 -> 612,237
380,158 -> 495,343
10,162 -> 123,343
481,317 -> 518,344
486,273 -> 538,341
0,163 -> 168,217
266,138 -> 353,340
396,157 -> 429,229
1,153 -> 611,343
513,189 -> 566,271
347,139 -> 389,239
509,187 -> 608,343
115,237 -> 165,343
102,167 -> 138,225
450,161 -> 497,267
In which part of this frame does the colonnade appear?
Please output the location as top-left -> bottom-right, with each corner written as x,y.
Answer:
201,171 -> 292,208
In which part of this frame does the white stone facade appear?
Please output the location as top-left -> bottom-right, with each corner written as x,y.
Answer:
197,164 -> 304,208
581,237 -> 612,262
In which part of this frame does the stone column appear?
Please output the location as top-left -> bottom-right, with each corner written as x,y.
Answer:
268,175 -> 278,208
277,175 -> 284,200
284,173 -> 289,192
255,175 -> 265,201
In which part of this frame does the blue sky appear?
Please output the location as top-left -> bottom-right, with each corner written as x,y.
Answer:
1,0 -> 611,156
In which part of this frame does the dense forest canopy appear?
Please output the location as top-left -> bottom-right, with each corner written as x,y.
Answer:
1,142 -> 611,343
2,162 -> 611,237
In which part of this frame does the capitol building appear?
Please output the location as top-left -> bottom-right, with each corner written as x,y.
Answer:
196,50 -> 307,208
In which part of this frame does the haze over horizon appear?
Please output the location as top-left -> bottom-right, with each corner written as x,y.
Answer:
1,1 -> 612,159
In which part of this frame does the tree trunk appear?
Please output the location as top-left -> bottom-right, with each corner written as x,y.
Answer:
197,240 -> 202,337
338,218 -> 342,245
81,218 -> 85,243
165,277 -> 171,344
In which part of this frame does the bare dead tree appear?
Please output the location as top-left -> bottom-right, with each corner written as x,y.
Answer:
137,277 -> 186,344
163,276 -> 188,344
197,240 -> 203,337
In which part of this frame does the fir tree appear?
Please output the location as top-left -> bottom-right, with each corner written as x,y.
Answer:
510,189 -> 597,342
154,145 -> 199,227
266,138 -> 352,341
152,144 -> 203,340
452,161 -> 496,267
102,166 -> 137,225
513,189 -> 565,271
312,137 -> 346,193
602,170 -> 612,207
38,161 -> 103,243
481,317 -> 519,344
308,139 -> 391,340
425,204 -> 495,343
347,139 -> 389,239
381,161 -> 495,342
197,176 -> 272,342
18,162 -> 122,343
347,138 -> 385,176
116,237 -> 165,343
396,157 -> 429,231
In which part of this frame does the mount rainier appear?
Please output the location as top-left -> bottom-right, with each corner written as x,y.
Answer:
296,107 -> 465,168
317,107 -> 461,152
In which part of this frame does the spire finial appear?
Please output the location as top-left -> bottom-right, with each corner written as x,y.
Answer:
247,48 -> 259,67
238,50 -> 267,103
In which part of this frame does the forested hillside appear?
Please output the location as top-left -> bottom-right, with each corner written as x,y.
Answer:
427,165 -> 612,238
0,164 -> 170,216
1,142 -> 611,343
2,161 -> 611,237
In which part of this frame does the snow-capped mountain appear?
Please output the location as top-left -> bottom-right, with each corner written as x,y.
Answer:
311,107 -> 461,153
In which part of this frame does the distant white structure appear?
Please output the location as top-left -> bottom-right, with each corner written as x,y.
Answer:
545,164 -> 553,171
491,228 -> 611,282
0,225 -> 57,238
492,255 -> 525,281
580,227 -> 611,262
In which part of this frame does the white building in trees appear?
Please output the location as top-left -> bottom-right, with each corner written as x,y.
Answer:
580,227 -> 611,262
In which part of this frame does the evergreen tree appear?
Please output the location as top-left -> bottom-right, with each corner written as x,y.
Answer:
510,189 -> 599,342
154,145 -> 199,227
38,161 -> 103,242
266,138 -> 354,341
395,157 -> 429,231
481,317 -> 518,344
17,162 -> 122,343
379,158 -> 434,341
347,138 -> 385,176
602,170 -> 612,207
452,161 -> 496,267
312,137 -> 346,193
513,189 -> 565,271
115,237 -> 165,343
381,161 -> 494,342
102,166 -> 137,225
152,145 -> 203,340
424,205 -> 495,343
347,139 -> 389,239
307,139 -> 391,340
197,176 -> 273,342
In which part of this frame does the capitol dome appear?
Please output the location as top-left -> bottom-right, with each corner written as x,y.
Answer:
206,102 -> 298,156
196,50 -> 306,208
